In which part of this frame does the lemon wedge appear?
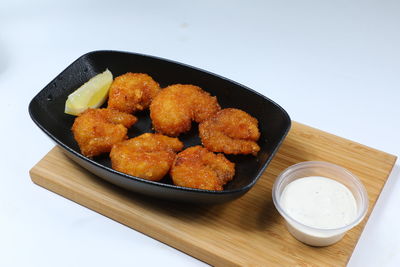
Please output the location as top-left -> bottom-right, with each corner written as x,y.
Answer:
65,69 -> 113,115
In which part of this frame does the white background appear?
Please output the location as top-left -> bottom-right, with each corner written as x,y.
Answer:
1,0 -> 399,266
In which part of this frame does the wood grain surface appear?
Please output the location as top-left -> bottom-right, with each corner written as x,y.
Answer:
30,122 -> 397,266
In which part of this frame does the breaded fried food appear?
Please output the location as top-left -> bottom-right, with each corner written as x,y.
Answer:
108,73 -> 161,113
199,108 -> 260,155
170,146 -> 235,191
72,108 -> 137,157
150,84 -> 220,136
110,133 -> 183,181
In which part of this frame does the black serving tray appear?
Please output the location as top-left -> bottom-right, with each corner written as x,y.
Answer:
29,50 -> 291,204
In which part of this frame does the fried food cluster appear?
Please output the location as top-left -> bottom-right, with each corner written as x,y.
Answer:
70,70 -> 263,191
170,146 -> 235,191
72,108 -> 137,157
199,108 -> 260,155
108,73 -> 161,113
150,84 -> 220,136
110,133 -> 183,181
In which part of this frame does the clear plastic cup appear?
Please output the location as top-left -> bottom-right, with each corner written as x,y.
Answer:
272,161 -> 369,246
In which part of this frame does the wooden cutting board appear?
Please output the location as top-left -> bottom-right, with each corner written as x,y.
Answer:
30,122 -> 397,266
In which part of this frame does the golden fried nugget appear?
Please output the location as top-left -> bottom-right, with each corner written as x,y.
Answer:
108,73 -> 161,113
71,108 -> 137,157
150,84 -> 220,136
110,133 -> 183,181
199,108 -> 260,155
170,146 -> 235,191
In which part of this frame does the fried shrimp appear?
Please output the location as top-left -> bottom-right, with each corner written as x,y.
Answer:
199,108 -> 260,155
170,146 -> 235,191
72,108 -> 137,157
110,133 -> 183,181
108,73 -> 161,113
150,84 -> 220,136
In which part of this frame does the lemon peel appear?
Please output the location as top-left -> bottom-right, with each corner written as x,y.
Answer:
65,69 -> 113,115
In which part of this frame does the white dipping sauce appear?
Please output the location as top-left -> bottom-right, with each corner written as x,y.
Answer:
280,176 -> 358,246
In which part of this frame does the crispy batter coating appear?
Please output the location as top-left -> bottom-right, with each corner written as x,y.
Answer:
170,146 -> 235,191
72,108 -> 137,157
108,73 -> 161,113
110,133 -> 183,181
150,84 -> 220,136
199,108 -> 260,155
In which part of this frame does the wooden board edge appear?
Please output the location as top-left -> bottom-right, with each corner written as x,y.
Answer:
344,156 -> 397,265
29,163 -> 240,267
292,122 -> 398,159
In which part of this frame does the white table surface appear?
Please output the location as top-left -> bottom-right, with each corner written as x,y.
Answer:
1,0 -> 399,266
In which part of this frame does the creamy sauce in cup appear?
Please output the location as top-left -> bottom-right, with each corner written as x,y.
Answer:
280,176 -> 357,246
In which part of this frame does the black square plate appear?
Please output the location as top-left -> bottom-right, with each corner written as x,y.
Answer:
29,50 -> 291,204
